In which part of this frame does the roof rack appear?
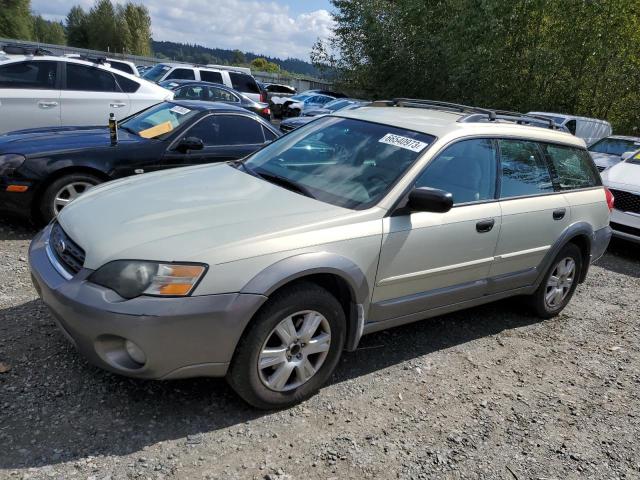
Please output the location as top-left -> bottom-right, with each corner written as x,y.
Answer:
1,43 -> 53,56
372,98 -> 560,130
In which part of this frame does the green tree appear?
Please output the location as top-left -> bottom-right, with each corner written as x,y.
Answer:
122,3 -> 152,56
33,15 -> 66,44
251,57 -> 280,73
0,0 -> 33,40
66,5 -> 89,48
85,0 -> 117,51
231,49 -> 246,64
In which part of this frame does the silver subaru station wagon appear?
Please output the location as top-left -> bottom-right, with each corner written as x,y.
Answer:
30,99 -> 613,409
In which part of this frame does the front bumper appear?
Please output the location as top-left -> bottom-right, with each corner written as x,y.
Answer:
610,209 -> 640,243
29,226 -> 267,379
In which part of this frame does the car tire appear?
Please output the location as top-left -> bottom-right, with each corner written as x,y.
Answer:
529,243 -> 583,319
40,173 -> 102,223
227,282 -> 346,409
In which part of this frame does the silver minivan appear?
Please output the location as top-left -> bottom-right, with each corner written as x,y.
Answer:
528,112 -> 612,146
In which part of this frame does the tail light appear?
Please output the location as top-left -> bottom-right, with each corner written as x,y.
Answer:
263,107 -> 271,116
605,187 -> 615,212
260,91 -> 267,103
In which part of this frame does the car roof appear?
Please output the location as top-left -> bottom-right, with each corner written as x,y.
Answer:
0,55 -> 139,76
170,99 -> 251,113
528,111 -> 611,125
336,105 -> 586,147
601,135 -> 640,142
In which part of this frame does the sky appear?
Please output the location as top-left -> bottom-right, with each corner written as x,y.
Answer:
30,0 -> 335,61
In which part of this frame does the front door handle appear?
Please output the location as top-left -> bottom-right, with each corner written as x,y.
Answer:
38,101 -> 58,109
476,218 -> 495,233
553,208 -> 566,220
110,102 -> 127,108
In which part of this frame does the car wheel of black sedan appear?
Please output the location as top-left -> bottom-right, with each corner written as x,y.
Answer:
40,173 -> 102,223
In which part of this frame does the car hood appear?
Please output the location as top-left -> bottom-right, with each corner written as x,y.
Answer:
601,161 -> 640,192
57,163 -> 364,269
589,151 -> 621,169
0,126 -> 140,156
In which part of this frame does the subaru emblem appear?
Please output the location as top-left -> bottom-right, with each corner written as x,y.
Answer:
55,239 -> 66,255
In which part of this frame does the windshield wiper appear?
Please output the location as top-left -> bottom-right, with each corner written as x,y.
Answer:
254,169 -> 316,199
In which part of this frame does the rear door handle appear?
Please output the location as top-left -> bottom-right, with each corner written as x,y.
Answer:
553,208 -> 566,220
476,218 -> 495,233
110,102 -> 127,108
38,101 -> 58,109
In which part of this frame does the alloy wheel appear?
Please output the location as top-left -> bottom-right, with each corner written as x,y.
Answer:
258,310 -> 331,392
545,257 -> 576,309
53,181 -> 93,214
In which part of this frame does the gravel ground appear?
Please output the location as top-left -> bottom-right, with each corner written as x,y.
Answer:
0,216 -> 639,480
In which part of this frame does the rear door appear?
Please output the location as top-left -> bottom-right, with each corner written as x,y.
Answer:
60,63 -> 131,126
0,60 -> 61,133
163,113 -> 269,166
488,139 -> 570,291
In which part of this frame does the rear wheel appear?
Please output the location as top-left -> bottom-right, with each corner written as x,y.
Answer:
529,243 -> 582,318
227,282 -> 346,409
40,173 -> 101,223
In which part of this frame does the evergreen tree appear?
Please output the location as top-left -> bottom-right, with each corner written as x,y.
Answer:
0,0 -> 33,40
66,6 -> 89,48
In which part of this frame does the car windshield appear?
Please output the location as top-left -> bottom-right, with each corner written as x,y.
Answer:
588,137 -> 640,156
242,117 -> 435,209
120,102 -> 199,139
324,99 -> 351,111
143,64 -> 171,82
290,93 -> 313,101
626,151 -> 640,165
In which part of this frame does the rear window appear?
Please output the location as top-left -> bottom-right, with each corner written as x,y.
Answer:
109,61 -> 135,75
200,70 -> 223,84
143,64 -> 171,82
229,72 -> 260,94
543,144 -> 601,190
0,60 -> 57,89
114,74 -> 140,93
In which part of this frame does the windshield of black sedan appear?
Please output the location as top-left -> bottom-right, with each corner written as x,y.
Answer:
120,103 -> 199,139
242,117 -> 435,209
589,137 -> 640,156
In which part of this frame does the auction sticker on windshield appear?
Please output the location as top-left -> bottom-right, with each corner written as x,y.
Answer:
170,106 -> 191,115
379,133 -> 429,152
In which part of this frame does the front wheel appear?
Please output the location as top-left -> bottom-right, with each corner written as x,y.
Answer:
227,282 -> 346,409
529,243 -> 583,319
39,173 -> 101,223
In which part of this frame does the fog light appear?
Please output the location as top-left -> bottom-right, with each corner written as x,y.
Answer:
125,340 -> 146,365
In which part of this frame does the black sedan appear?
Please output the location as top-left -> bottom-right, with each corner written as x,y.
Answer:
0,101 -> 280,223
159,80 -> 272,120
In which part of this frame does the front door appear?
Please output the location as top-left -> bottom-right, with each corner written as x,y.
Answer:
371,138 -> 501,322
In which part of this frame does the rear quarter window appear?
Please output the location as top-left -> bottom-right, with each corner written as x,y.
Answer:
114,74 -> 140,93
543,144 -> 601,190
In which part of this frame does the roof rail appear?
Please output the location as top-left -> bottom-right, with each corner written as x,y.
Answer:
372,98 -> 559,130
1,43 -> 53,56
68,54 -> 110,66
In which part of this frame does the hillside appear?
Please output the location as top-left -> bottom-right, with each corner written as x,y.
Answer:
151,40 -> 320,77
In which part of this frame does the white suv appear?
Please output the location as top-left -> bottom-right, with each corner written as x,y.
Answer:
0,56 -> 172,134
29,99 -> 612,409
143,63 -> 263,102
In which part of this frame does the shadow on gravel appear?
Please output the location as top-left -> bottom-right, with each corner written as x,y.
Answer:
0,296 -> 541,469
595,238 -> 640,278
0,215 -> 37,241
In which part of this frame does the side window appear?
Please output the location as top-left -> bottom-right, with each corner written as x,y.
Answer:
186,115 -> 265,146
200,70 -> 223,84
207,87 -> 239,102
543,144 -> 601,190
0,61 -> 57,89
316,96 -> 333,105
114,74 -> 140,93
229,72 -> 260,94
498,139 -> 553,198
166,68 -> 195,80
66,64 -> 118,92
565,119 -> 577,135
174,86 -> 204,100
416,138 -> 497,205
263,126 -> 277,142
109,61 -> 135,75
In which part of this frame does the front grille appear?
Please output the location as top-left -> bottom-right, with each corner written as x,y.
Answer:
49,222 -> 86,275
611,222 -> 640,238
596,165 -> 606,172
609,188 -> 640,214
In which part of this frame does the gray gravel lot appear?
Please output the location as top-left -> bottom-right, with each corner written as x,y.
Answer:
0,216 -> 639,480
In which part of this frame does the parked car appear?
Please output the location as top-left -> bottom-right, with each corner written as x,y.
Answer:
263,83 -> 297,102
159,80 -> 271,120
0,56 -> 172,134
527,112 -> 612,145
143,63 -> 265,102
0,101 -> 279,223
28,99 -> 612,409
279,99 -> 367,133
587,135 -> 640,172
64,54 -> 140,76
601,151 -> 640,243
280,93 -> 336,118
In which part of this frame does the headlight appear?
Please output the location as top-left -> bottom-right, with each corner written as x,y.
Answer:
89,261 -> 207,299
0,154 -> 26,176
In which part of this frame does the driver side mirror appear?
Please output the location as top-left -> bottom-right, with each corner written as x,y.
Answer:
176,136 -> 204,153
407,187 -> 453,213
